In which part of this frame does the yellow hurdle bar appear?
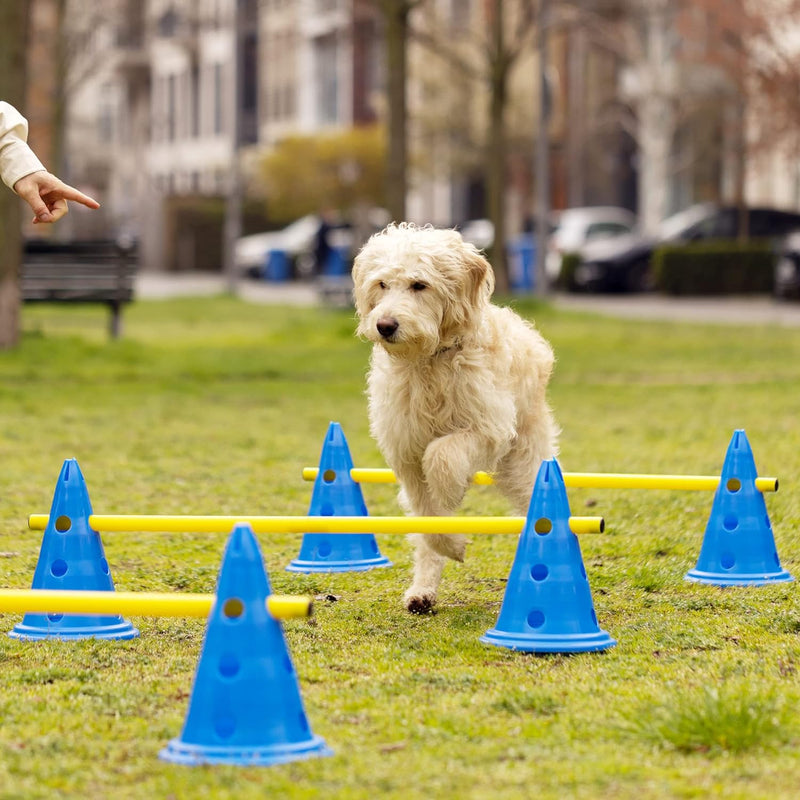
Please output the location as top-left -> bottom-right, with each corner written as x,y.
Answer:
28,514 -> 604,535
0,589 -> 313,620
302,467 -> 778,493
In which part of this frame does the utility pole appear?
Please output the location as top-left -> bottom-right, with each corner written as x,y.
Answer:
534,0 -> 551,296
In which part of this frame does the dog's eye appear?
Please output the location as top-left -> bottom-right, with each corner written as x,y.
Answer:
378,281 -> 387,290
411,282 -> 427,292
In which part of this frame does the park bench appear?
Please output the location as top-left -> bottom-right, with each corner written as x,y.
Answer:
21,239 -> 138,339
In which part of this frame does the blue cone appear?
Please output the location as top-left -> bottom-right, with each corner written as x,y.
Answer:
287,422 -> 391,573
160,523 -> 332,766
481,459 -> 615,653
9,459 -> 138,641
685,430 -> 792,587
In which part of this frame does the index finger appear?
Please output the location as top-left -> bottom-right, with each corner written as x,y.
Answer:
58,184 -> 100,209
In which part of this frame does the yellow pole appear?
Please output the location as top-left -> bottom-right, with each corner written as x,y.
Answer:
302,467 -> 777,493
0,589 -> 312,620
28,514 -> 604,535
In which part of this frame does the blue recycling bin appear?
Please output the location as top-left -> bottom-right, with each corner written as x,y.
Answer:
507,235 -> 536,292
264,249 -> 290,282
323,246 -> 349,277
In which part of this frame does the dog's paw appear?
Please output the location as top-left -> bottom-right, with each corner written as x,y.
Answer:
404,589 -> 437,614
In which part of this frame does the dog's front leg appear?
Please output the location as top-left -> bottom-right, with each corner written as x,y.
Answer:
422,431 -> 492,512
397,471 -> 465,613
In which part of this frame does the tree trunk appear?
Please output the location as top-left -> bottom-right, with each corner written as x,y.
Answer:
486,0 -> 509,293
384,1 -> 409,222
0,1 -> 30,348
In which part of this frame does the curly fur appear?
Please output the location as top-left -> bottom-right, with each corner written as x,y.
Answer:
352,222 -> 559,612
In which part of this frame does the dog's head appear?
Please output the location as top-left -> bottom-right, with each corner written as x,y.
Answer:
352,223 -> 495,357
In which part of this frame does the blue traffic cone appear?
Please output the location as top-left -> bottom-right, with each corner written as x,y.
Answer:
9,459 -> 138,641
481,459 -> 615,653
160,523 -> 332,766
287,422 -> 391,573
685,430 -> 792,586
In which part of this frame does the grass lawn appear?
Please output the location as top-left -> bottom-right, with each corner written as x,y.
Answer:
1,294 -> 800,799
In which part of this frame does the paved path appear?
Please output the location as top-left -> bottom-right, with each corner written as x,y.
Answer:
135,272 -> 800,327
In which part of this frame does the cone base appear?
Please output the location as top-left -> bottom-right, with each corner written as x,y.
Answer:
480,627 -> 616,654
158,734 -> 333,767
684,568 -> 793,587
9,617 -> 139,641
286,555 -> 392,573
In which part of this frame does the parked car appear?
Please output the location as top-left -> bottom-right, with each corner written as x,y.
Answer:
546,206 -> 637,283
574,204 -> 800,292
234,214 -> 348,280
459,206 -> 637,285
775,231 -> 800,299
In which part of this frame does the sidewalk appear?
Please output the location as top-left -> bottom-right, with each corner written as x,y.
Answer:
135,272 -> 800,327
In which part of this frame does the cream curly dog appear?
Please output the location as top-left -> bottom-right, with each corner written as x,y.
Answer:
352,222 -> 559,612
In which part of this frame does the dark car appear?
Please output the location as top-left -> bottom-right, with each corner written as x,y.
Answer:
775,231 -> 800,299
573,204 -> 800,292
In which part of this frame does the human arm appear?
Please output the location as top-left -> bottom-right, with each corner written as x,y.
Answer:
0,101 -> 99,223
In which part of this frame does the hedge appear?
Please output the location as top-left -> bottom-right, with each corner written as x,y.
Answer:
652,241 -> 775,295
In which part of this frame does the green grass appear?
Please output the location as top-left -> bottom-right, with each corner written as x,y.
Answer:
1,295 -> 800,799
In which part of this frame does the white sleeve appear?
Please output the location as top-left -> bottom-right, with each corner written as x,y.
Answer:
0,101 -> 46,190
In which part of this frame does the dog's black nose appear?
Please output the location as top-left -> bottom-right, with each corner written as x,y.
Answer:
376,318 -> 399,339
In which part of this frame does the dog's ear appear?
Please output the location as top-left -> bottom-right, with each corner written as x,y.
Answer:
462,244 -> 495,309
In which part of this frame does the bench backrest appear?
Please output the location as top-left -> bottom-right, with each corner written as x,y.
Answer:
21,240 -> 138,303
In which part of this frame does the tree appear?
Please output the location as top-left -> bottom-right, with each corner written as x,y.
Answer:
260,126 -> 387,224
414,0 -> 538,292
370,0 -> 427,223
0,1 -> 30,349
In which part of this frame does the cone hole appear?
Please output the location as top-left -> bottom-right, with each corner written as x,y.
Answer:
100,558 -> 110,575
47,613 -> 63,623
369,539 -> 378,554
214,713 -> 236,740
720,552 -> 735,569
319,503 -> 334,516
322,469 -> 337,483
50,559 -> 68,577
222,598 -> 245,619
726,478 -> 742,493
534,518 -> 552,535
723,514 -> 738,532
773,550 -> 781,567
299,712 -> 310,734
284,654 -> 294,674
55,515 -> 71,532
527,609 -> 545,628
317,541 -> 332,558
530,564 -> 549,581
218,652 -> 240,679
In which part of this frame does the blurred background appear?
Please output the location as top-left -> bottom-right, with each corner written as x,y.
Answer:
7,0 -> 800,293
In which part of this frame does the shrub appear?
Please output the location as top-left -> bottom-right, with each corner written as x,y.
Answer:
653,241 -> 775,295
558,251 -> 582,291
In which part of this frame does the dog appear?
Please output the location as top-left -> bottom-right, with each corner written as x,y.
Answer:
351,222 -> 559,612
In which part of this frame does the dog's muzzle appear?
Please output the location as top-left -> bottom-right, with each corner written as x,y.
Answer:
376,317 -> 399,341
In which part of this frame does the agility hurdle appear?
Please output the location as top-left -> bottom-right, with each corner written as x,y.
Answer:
28,513 -> 605,535
0,589 -> 312,620
301,467 -> 778,493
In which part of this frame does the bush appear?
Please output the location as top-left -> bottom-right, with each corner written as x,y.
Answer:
558,252 -> 582,291
653,241 -> 775,295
